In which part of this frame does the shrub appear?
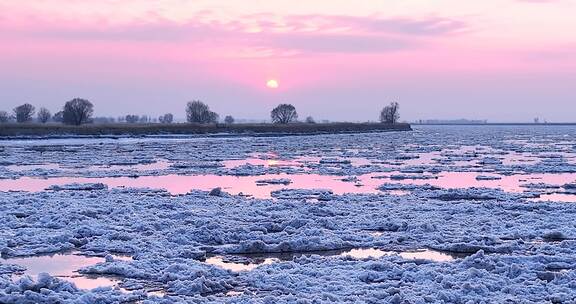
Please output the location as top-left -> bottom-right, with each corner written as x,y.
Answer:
52,111 -> 64,123
0,111 -> 10,123
125,115 -> 140,124
159,113 -> 174,124
224,115 -> 235,124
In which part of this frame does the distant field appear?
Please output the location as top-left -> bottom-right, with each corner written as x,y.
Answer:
0,122 -> 412,137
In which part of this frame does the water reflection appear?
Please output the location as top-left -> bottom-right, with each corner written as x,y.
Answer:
1,171 -> 576,199
205,248 -> 460,272
531,193 -> 576,203
205,256 -> 278,272
222,156 -> 372,169
387,172 -> 576,193
340,248 -> 457,262
0,174 -> 382,199
2,252 -> 119,290
226,291 -> 244,297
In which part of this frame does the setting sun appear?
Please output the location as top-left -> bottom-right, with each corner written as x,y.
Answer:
266,79 -> 279,89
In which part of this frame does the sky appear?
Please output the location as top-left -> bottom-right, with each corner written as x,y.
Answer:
0,0 -> 575,122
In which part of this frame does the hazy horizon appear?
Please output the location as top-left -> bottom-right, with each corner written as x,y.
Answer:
1,0 -> 575,122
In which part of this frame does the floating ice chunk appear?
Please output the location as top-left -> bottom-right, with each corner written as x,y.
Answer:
0,263 -> 25,274
255,178 -> 292,185
475,175 -> 502,181
340,176 -> 359,182
460,250 -> 495,270
205,255 -> 278,272
228,164 -> 267,176
542,231 -> 569,242
478,157 -> 502,165
79,261 -> 151,280
224,236 -> 352,255
400,168 -> 425,175
46,183 -> 108,191
429,242 -> 516,254
170,162 -> 223,169
319,158 -> 351,165
521,183 -> 562,190
271,189 -> 333,200
378,183 -> 440,191
430,189 -> 499,201
389,174 -> 438,180
208,187 -> 224,197
167,276 -> 231,296
395,154 -> 419,160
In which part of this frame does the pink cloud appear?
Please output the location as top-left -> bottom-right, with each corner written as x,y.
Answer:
0,11 -> 469,57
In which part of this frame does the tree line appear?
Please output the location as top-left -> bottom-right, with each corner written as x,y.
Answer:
0,99 -> 401,125
0,99 -> 94,125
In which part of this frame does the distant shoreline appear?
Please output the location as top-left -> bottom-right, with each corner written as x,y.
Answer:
413,123 -> 576,126
0,122 -> 412,139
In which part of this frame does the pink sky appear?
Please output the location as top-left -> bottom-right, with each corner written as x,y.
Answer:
1,0 -> 575,122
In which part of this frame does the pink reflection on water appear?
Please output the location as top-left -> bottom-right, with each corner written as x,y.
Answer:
3,253 -> 119,290
389,172 -> 576,193
222,158 -> 303,168
65,276 -> 119,290
223,156 -> 372,169
341,248 -> 455,262
1,172 -> 575,199
0,174 -> 382,198
206,248 -> 456,272
205,256 -> 277,272
531,193 -> 576,203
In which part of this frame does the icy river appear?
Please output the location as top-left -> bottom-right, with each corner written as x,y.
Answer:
1,125 -> 575,303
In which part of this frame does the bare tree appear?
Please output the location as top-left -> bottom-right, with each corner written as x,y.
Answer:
37,108 -> 51,123
13,103 -> 35,123
379,102 -> 400,124
186,100 -> 219,124
125,115 -> 140,123
0,111 -> 10,123
224,115 -> 234,124
271,104 -> 298,124
53,111 -> 64,123
139,115 -> 149,123
63,98 -> 94,125
159,113 -> 174,124
305,116 -> 316,124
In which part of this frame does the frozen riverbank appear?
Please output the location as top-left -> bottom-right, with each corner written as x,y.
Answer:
0,122 -> 412,138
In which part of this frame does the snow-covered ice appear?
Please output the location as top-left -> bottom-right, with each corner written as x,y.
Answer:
1,125 -> 576,302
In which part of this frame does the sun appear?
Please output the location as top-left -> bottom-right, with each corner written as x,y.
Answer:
266,79 -> 279,89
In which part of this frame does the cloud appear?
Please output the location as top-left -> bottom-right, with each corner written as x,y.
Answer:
0,12 -> 467,56
265,33 -> 413,53
283,15 -> 468,36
